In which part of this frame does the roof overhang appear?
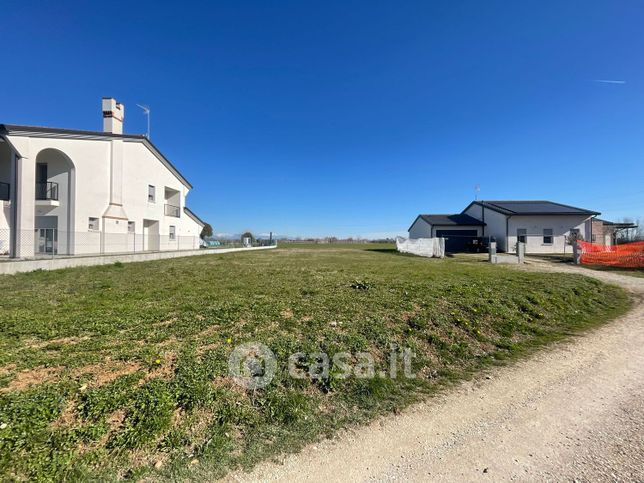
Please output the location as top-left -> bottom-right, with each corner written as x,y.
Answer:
184,207 -> 205,227
0,124 -> 193,190
409,213 -> 485,232
463,200 -> 600,217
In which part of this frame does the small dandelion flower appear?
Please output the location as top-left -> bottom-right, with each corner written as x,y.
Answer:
226,338 -> 232,344
155,359 -> 161,365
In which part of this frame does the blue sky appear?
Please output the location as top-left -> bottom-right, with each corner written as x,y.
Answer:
2,1 -> 643,238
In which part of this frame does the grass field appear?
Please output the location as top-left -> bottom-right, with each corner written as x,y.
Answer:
0,245 -> 631,480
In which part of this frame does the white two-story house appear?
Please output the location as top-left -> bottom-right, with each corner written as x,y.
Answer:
0,98 -> 205,258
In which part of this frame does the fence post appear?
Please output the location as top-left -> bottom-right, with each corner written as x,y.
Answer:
439,237 -> 446,258
573,242 -> 581,265
517,241 -> 525,263
488,241 -> 497,264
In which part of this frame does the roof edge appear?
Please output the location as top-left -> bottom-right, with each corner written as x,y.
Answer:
409,213 -> 486,231
0,124 -> 193,190
467,200 -> 600,216
184,207 -> 206,227
407,215 -> 425,232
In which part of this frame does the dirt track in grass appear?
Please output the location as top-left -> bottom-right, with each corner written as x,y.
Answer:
228,261 -> 644,482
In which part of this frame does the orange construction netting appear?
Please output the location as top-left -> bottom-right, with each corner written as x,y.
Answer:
578,241 -> 644,268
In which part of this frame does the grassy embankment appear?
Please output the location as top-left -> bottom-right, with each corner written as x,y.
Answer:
0,244 -> 631,480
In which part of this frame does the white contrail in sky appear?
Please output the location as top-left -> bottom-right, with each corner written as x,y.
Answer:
592,79 -> 626,84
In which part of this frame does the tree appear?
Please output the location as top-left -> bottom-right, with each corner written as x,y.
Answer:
566,230 -> 584,246
200,223 -> 213,240
615,217 -> 642,244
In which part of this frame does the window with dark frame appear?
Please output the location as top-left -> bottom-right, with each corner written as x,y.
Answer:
128,221 -> 135,234
148,185 -> 155,203
543,228 -> 553,245
88,217 -> 100,231
169,225 -> 176,240
517,228 -> 527,244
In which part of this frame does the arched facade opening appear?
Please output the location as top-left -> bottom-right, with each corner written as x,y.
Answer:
34,148 -> 76,256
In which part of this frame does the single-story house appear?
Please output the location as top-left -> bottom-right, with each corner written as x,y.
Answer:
409,200 -> 601,254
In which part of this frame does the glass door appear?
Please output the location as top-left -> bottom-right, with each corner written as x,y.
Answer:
36,228 -> 58,254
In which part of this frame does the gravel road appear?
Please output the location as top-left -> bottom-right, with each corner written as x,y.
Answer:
227,263 -> 644,482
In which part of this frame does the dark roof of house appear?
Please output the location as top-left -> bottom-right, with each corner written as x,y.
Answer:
466,200 -> 599,216
0,124 -> 193,189
416,213 -> 486,226
184,207 -> 206,227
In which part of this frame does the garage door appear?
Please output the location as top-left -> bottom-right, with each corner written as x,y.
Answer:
435,230 -> 478,252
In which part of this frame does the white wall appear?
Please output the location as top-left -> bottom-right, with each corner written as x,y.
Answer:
463,203 -> 483,220
121,141 -> 202,246
507,215 -> 592,254
482,208 -> 508,251
409,217 -> 431,239
463,204 -> 508,251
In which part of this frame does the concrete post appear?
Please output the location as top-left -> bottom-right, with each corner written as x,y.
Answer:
573,242 -> 581,265
517,241 -> 525,263
488,241 -> 497,264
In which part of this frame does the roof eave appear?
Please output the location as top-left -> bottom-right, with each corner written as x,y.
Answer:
184,207 -> 206,227
509,211 -> 600,216
0,124 -> 193,190
473,200 -> 599,216
407,215 -> 426,232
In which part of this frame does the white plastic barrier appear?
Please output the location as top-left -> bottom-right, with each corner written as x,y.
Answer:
396,237 -> 445,258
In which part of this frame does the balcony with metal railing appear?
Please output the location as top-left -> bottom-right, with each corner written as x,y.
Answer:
36,182 -> 59,201
164,203 -> 180,217
35,182 -> 60,207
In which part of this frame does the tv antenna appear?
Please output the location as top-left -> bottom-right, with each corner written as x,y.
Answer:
474,184 -> 481,200
136,104 -> 150,139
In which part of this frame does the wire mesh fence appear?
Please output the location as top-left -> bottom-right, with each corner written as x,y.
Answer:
0,228 -> 277,259
0,229 -> 201,258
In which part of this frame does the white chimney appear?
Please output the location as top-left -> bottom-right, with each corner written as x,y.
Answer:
102,97 -> 125,134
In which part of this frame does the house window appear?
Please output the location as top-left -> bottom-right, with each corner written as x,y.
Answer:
169,225 -> 176,241
517,228 -> 527,244
543,228 -> 553,245
88,217 -> 100,231
128,221 -> 135,234
148,185 -> 156,203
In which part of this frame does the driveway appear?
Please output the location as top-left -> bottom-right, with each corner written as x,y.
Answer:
228,262 -> 644,482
